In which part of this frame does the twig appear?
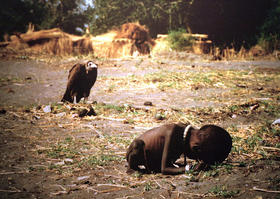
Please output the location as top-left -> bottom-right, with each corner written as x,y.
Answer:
10,112 -> 22,118
0,188 -> 21,193
50,191 -> 68,196
252,186 -> 280,193
81,124 -> 104,138
52,184 -> 66,191
171,190 -> 206,197
97,116 -> 126,122
97,183 -> 128,188
0,171 -> 26,175
97,187 -> 123,193
115,193 -> 144,199
152,179 -> 167,190
261,146 -> 280,151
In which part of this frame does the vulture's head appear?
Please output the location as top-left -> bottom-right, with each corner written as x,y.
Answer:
86,61 -> 98,74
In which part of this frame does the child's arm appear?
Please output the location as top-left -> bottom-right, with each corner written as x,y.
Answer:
161,131 -> 186,175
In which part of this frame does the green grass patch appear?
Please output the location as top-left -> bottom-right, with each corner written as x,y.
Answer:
85,154 -> 123,166
208,185 -> 240,198
167,29 -> 195,51
46,137 -> 80,159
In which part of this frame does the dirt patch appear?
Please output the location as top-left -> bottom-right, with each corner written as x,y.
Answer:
0,56 -> 279,198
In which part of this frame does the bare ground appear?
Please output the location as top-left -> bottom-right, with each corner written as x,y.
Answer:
0,54 -> 280,199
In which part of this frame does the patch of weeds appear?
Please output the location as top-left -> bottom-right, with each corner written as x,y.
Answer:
260,101 -> 280,117
222,164 -> 233,174
29,166 -> 46,172
103,135 -> 131,147
268,176 -> 280,189
51,102 -> 68,113
48,163 -> 63,174
208,185 -> 240,198
167,29 -> 194,51
108,84 -> 116,92
271,128 -> 280,137
238,162 -> 246,167
132,171 -> 143,179
65,137 -> 73,143
86,154 -> 123,167
46,138 -> 80,159
203,169 -> 219,178
0,76 -> 22,84
229,105 -> 240,113
258,150 -> 269,159
124,118 -> 135,124
95,103 -> 125,113
244,133 -> 263,152
143,181 -> 154,192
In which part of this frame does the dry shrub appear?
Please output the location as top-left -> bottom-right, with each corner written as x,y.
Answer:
74,37 -> 93,54
151,35 -> 170,56
192,40 -> 212,54
2,22 -> 154,58
115,22 -> 149,43
92,39 -> 134,58
89,23 -> 154,58
114,22 -> 155,55
249,45 -> 266,57
4,28 -> 93,56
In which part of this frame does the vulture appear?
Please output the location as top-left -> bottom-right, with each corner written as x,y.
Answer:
61,61 -> 98,103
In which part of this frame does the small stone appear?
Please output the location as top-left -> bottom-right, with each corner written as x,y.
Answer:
64,158 -> 73,164
0,109 -> 7,114
144,101 -> 153,106
77,176 -> 90,181
155,113 -> 165,120
272,118 -> 280,126
32,115 -> 40,120
55,112 -> 66,117
78,109 -> 88,117
72,113 -> 79,118
87,106 -> 97,116
55,161 -> 65,166
43,105 -> 51,113
24,108 -> 30,113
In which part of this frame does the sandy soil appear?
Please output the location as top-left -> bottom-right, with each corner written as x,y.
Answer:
0,55 -> 279,199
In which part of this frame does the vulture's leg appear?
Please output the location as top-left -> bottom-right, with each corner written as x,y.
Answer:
73,96 -> 77,104
83,97 -> 88,104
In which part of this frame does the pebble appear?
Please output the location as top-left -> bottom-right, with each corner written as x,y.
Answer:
144,101 -> 153,106
43,105 -> 51,113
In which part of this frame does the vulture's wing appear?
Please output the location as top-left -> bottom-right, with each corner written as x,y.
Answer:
67,64 -> 86,87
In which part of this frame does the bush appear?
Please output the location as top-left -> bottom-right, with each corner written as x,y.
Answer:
257,0 -> 280,52
167,29 -> 195,51
258,34 -> 280,53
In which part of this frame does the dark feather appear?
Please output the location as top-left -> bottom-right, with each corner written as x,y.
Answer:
61,62 -> 97,103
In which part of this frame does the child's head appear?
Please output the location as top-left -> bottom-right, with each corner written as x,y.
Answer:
189,125 -> 232,164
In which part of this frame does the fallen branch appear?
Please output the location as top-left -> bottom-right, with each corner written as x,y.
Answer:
0,171 -> 26,175
50,191 -> 68,196
261,146 -> 280,151
115,193 -> 144,199
0,189 -> 21,193
97,183 -> 128,189
172,190 -> 206,197
252,186 -> 280,193
81,124 -> 104,138
97,187 -> 123,193
97,116 -> 126,122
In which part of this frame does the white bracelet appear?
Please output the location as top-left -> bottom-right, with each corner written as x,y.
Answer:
185,165 -> 190,171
